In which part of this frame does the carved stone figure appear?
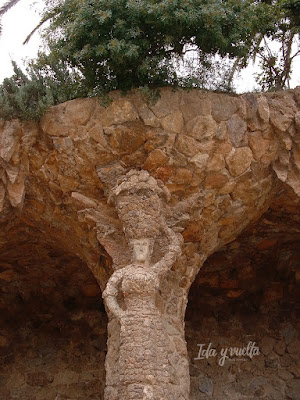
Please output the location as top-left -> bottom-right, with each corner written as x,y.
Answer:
101,169 -> 183,399
103,226 -> 181,399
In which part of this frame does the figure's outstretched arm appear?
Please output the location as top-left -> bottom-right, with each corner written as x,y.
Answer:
153,223 -> 183,275
102,269 -> 125,320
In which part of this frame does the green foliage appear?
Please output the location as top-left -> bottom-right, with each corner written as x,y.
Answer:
0,62 -> 53,121
281,0 -> 300,28
43,0 -> 271,92
0,0 -> 299,120
0,60 -> 87,120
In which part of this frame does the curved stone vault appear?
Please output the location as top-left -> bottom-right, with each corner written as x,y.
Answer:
0,88 -> 300,399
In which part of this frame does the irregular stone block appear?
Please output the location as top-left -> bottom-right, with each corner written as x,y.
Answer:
7,168 -> 25,208
161,111 -> 184,133
257,96 -> 270,122
204,172 -> 229,189
100,100 -> 139,127
226,148 -> 253,177
227,114 -> 248,147
248,131 -> 270,161
186,115 -> 217,141
0,121 -> 22,162
211,95 -> 239,122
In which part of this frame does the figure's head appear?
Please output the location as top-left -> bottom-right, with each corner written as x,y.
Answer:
130,238 -> 153,264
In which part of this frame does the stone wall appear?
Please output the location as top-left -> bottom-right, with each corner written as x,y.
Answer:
0,189 -> 299,399
0,239 -> 107,400
1,88 -> 300,399
1,87 -> 300,282
187,187 -> 300,399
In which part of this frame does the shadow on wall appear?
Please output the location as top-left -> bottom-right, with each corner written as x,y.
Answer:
186,202 -> 300,400
0,227 -> 107,400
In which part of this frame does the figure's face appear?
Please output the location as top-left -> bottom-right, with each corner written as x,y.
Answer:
132,239 -> 151,263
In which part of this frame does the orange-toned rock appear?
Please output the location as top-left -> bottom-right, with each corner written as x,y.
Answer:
137,103 -> 161,127
171,168 -> 193,185
257,238 -> 278,250
263,283 -> 283,302
196,274 -> 219,288
226,289 -> 244,298
211,94 -> 239,122
220,278 -> 239,289
269,95 -> 296,132
182,221 -> 204,242
71,192 -> 98,208
0,269 -> 14,281
148,88 -> 180,118
108,122 -> 146,154
0,335 -> 9,347
80,283 -> 101,297
0,182 -> 5,212
218,181 -> 236,195
7,168 -> 25,207
165,183 -> 187,197
41,104 -> 74,137
270,111 -> 293,133
0,120 -> 22,162
248,131 -> 270,161
88,123 -> 108,146
5,164 -> 19,184
295,111 -> 300,130
154,165 -> 174,182
204,172 -> 229,189
176,135 -> 202,157
99,99 -> 139,127
180,91 -> 211,120
161,111 -> 184,133
218,142 -> 233,155
57,175 -> 79,193
143,149 -> 169,171
207,153 -> 225,171
225,148 -> 253,177
0,87 -> 300,400
257,96 -> 270,122
186,115 -> 217,140
217,217 -> 235,226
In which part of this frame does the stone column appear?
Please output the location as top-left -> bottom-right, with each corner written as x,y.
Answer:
96,168 -> 191,400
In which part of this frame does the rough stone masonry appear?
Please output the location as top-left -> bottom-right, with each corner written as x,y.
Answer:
0,87 -> 300,399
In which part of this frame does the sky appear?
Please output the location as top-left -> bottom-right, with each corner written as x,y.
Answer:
0,0 -> 45,82
0,0 -> 300,92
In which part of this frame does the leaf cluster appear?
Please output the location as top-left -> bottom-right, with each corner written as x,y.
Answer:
43,0 -> 271,92
0,59 -> 87,120
0,0 -> 299,120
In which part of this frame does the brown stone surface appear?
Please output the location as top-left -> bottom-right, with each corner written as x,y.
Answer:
0,238 -> 107,400
0,186 -> 299,400
225,147 -> 253,177
143,149 -> 169,171
248,131 -> 271,161
204,172 -> 230,189
187,195 -> 300,399
0,87 -> 300,400
227,114 -> 248,147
